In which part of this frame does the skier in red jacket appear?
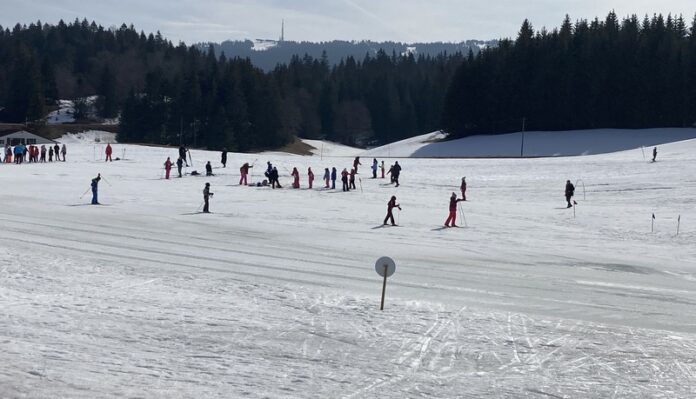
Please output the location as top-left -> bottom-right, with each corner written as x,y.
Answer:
164,157 -> 172,179
105,143 -> 113,162
445,192 -> 464,227
291,167 -> 300,188
383,196 -> 401,226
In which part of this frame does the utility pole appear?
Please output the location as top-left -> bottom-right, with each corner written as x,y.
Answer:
520,117 -> 526,158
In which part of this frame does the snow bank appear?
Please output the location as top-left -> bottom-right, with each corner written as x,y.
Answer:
58,130 -> 117,144
302,139 -> 361,157
46,100 -> 76,125
361,128 -> 696,158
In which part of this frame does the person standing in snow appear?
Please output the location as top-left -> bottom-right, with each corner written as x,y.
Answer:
239,162 -> 252,185
371,158 -> 378,178
392,161 -> 401,187
164,157 -> 173,179
179,145 -> 188,166
652,147 -> 657,162
176,157 -> 184,178
308,167 -> 314,189
205,161 -> 213,176
380,161 -> 385,178
265,162 -> 273,181
444,192 -> 464,227
323,168 -> 330,188
460,177 -> 467,201
40,145 -> 46,162
53,143 -> 60,161
91,174 -> 101,205
383,196 -> 401,226
349,168 -> 357,190
353,157 -> 361,174
203,182 -> 213,213
221,148 -> 228,168
48,146 -> 53,162
565,180 -> 575,208
105,143 -> 113,162
270,167 -> 282,189
331,167 -> 337,189
341,168 -> 350,192
61,144 -> 67,162
291,167 -> 300,188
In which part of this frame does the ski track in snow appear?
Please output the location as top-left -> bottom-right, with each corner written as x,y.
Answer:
1,137 -> 696,397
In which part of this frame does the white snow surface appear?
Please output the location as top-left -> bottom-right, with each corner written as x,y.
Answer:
58,130 -> 117,145
362,128 -> 696,158
46,100 -> 76,125
1,137 -> 696,398
302,139 -> 361,158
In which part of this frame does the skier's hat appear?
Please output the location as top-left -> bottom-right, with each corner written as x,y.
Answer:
205,182 -> 210,186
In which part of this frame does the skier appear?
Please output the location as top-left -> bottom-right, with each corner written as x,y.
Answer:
61,144 -> 67,162
53,143 -> 60,161
383,196 -> 401,226
176,157 -> 184,178
323,168 -> 330,188
291,167 -> 300,189
330,167 -> 337,189
40,145 -> 46,162
205,161 -> 213,176
264,162 -> 273,181
308,167 -> 314,189
341,168 -> 350,192
13,144 -> 23,164
392,161 -> 401,187
105,143 -> 113,162
179,145 -> 188,166
4,145 -> 11,163
565,180 -> 575,208
444,192 -> 465,227
460,177 -> 467,201
270,167 -> 282,189
203,182 -> 213,213
221,148 -> 228,168
652,147 -> 657,162
349,168 -> 356,190
239,162 -> 252,185
371,158 -> 378,178
48,146 -> 53,162
91,174 -> 101,205
353,157 -> 361,174
387,164 -> 394,183
164,157 -> 173,179
380,161 -> 385,179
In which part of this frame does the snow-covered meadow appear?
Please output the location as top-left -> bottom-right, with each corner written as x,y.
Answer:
1,131 -> 696,398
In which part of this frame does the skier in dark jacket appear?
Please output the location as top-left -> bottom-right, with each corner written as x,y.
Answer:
265,162 -> 273,181
221,148 -> 228,168
53,144 -> 60,161
460,177 -> 467,201
445,192 -> 464,227
91,174 -> 101,205
371,158 -> 378,178
383,196 -> 401,226
349,168 -> 357,190
392,162 -> 401,187
203,183 -> 213,213
179,146 -> 188,166
176,157 -> 184,177
353,157 -> 361,174
341,168 -> 350,191
565,180 -> 575,208
205,161 -> 213,176
652,147 -> 657,162
270,167 -> 282,189
323,168 -> 330,188
330,167 -> 337,189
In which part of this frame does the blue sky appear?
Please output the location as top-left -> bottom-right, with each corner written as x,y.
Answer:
1,0 -> 694,44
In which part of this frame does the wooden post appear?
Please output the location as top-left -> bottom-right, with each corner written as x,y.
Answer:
380,264 -> 388,311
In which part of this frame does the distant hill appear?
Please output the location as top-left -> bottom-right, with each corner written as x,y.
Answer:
200,39 -> 496,71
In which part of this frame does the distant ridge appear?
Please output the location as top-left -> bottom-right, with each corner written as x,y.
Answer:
199,39 -> 496,71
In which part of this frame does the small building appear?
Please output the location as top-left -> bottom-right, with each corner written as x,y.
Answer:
0,131 -> 55,146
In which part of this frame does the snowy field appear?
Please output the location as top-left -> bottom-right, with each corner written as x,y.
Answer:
1,133 -> 696,398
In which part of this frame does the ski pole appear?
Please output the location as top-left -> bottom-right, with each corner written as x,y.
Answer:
459,203 -> 468,227
573,200 -> 577,219
79,187 -> 91,199
197,201 -> 205,212
101,176 -> 113,187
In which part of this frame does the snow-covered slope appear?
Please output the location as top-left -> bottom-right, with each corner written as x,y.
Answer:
362,128 -> 696,158
1,138 -> 696,397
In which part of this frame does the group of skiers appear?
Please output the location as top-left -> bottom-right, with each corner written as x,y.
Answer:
2,143 -> 67,164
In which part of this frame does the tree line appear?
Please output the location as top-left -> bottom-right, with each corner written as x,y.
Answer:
443,12 -> 696,138
0,20 -> 463,150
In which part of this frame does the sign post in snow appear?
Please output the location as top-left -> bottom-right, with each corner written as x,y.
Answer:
375,256 -> 396,311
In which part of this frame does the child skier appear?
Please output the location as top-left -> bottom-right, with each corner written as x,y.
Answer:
349,168 -> 356,190
353,157 -> 361,174
565,180 -> 575,208
240,162 -> 252,185
383,196 -> 401,226
371,158 -> 378,178
308,167 -> 314,189
105,143 -> 113,162
291,167 -> 300,188
164,157 -> 172,179
341,168 -> 350,192
331,167 -> 337,189
444,192 -> 464,227
205,161 -> 213,176
323,168 -> 330,188
460,177 -> 467,201
203,183 -> 213,213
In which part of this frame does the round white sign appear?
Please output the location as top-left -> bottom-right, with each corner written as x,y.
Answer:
375,256 -> 396,277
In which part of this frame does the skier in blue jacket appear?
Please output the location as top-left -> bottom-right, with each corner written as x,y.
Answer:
330,167 -> 337,189
91,174 -> 101,205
